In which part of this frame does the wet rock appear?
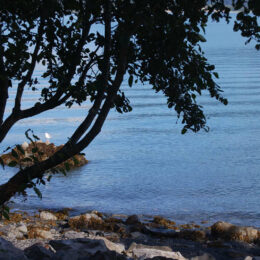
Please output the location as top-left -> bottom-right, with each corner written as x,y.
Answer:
68,213 -> 103,230
88,250 -> 128,260
63,230 -> 86,239
211,222 -> 259,242
153,216 -> 176,228
206,240 -> 232,248
50,237 -> 125,259
126,215 -> 140,225
84,213 -> 103,222
224,249 -> 248,259
24,244 -> 54,260
126,242 -> 186,260
6,225 -> 24,239
143,225 -> 179,237
16,223 -> 28,234
0,237 -> 27,260
190,253 -> 216,260
178,230 -> 206,241
130,231 -> 148,240
40,211 -> 57,221
28,228 -> 53,240
0,143 -> 88,169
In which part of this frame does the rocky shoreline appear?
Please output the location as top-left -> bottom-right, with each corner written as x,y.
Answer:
0,210 -> 259,259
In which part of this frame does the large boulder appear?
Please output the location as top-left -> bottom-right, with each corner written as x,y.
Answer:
49,237 -> 125,259
0,142 -> 88,170
211,221 -> 259,243
0,237 -> 28,260
125,215 -> 140,225
24,244 -> 54,260
28,227 -> 54,240
126,242 -> 187,260
40,211 -> 58,221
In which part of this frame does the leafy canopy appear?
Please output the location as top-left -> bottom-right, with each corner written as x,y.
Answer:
0,0 -> 259,211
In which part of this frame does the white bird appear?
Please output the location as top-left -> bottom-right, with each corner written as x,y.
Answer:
45,132 -> 51,145
21,141 -> 29,150
45,132 -> 51,139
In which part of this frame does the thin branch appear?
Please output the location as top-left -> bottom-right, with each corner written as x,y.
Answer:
13,18 -> 45,113
68,0 -> 111,145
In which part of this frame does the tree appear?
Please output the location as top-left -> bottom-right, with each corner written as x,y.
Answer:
0,0 -> 259,211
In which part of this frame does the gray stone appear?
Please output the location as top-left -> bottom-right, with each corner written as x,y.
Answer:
0,237 -> 28,260
50,237 -> 125,258
126,215 -> 140,225
24,244 -> 54,260
211,222 -> 259,242
16,223 -> 28,234
7,226 -> 24,239
40,211 -> 58,221
126,242 -> 187,260
63,230 -> 86,239
34,229 -> 54,240
190,253 -> 216,260
87,250 -> 128,260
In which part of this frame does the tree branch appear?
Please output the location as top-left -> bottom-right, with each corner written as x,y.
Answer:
13,18 -> 45,114
0,24 -> 9,126
0,6 -> 132,207
68,1 -> 111,145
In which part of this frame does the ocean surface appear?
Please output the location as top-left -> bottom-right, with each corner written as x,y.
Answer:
1,15 -> 260,227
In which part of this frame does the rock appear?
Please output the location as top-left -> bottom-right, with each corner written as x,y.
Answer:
126,215 -> 140,225
152,216 -> 176,228
225,249 -> 247,258
50,238 -> 125,260
96,236 -> 125,253
178,230 -> 206,241
88,250 -> 127,260
211,221 -> 259,242
190,253 -> 216,260
126,242 -> 187,260
0,237 -> 28,260
84,213 -> 103,222
7,225 -> 24,239
130,231 -> 148,240
28,228 -> 53,240
40,211 -> 58,221
16,223 -> 28,234
24,244 -> 54,260
63,230 -> 86,239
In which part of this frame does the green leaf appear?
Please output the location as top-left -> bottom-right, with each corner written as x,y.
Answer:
60,168 -> 67,176
16,145 -> 25,155
72,157 -> 79,166
181,128 -> 187,135
198,34 -> 207,42
64,162 -> 71,172
213,72 -> 219,79
128,75 -> 133,87
32,147 -> 38,153
21,157 -> 33,162
33,187 -> 42,199
3,146 -> 11,153
0,157 -> 5,169
8,161 -> 17,167
11,149 -> 19,159
2,211 -> 9,220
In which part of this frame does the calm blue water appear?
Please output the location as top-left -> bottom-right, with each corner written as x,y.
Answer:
1,16 -> 260,227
